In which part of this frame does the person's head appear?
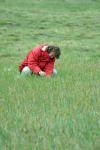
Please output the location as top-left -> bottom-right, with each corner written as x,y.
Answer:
47,45 -> 61,59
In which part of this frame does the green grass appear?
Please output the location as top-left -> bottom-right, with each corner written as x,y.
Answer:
0,0 -> 100,149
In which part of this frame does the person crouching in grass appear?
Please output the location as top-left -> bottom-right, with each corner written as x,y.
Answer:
18,44 -> 61,77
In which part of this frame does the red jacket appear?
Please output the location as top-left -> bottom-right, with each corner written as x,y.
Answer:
19,45 -> 55,76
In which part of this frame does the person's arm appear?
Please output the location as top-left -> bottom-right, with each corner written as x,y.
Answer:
44,59 -> 55,76
28,48 -> 42,74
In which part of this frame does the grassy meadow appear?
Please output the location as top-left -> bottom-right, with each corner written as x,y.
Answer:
0,0 -> 100,149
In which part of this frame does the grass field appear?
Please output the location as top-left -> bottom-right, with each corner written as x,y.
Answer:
0,0 -> 100,149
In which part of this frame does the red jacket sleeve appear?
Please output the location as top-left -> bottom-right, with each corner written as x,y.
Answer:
28,48 -> 41,74
44,59 -> 55,76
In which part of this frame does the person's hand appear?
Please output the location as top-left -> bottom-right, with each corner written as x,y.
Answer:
39,71 -> 46,76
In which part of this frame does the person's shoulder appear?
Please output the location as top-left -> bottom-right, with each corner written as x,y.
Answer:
36,44 -> 48,51
32,44 -> 48,53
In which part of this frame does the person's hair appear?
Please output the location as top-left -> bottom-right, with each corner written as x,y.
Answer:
47,45 -> 61,59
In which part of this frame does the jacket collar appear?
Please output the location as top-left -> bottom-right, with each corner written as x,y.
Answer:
41,45 -> 48,51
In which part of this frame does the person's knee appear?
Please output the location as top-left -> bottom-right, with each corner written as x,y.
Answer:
52,68 -> 57,75
21,66 -> 32,76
